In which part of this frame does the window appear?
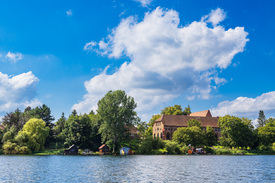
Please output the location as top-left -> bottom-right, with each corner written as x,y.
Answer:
165,128 -> 167,131
161,133 -> 162,138
157,133 -> 159,137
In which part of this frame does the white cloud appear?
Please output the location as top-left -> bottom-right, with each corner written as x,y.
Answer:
202,8 -> 226,27
0,71 -> 41,113
135,0 -> 153,7
211,91 -> 275,117
0,51 -> 23,63
66,9 -> 72,16
74,7 -> 248,118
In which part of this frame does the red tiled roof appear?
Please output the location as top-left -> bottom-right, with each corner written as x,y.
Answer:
190,110 -> 212,117
155,115 -> 219,128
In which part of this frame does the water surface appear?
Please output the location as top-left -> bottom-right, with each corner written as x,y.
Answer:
0,155 -> 274,182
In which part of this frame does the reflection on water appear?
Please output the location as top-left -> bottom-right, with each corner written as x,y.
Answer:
0,155 -> 274,182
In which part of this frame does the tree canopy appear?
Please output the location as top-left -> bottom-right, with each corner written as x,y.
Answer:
218,115 -> 256,148
97,90 -> 139,153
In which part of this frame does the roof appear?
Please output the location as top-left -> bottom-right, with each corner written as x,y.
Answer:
68,144 -> 78,150
189,110 -> 212,117
0,124 -> 4,130
155,115 -> 219,128
99,144 -> 108,149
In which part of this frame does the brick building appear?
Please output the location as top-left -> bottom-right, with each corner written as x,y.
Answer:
153,110 -> 221,140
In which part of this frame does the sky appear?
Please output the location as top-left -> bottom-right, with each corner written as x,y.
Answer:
0,0 -> 275,124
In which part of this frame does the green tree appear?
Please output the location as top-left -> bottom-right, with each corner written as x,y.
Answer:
63,113 -> 100,150
218,115 -> 255,148
257,110 -> 266,128
183,105 -> 191,115
172,126 -> 205,147
2,126 -> 17,143
161,105 -> 184,115
257,117 -> 275,146
187,119 -> 201,127
2,109 -> 26,132
205,126 -> 217,146
18,118 -> 50,151
55,112 -> 66,137
97,90 -> 139,153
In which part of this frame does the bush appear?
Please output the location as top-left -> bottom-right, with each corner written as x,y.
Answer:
205,146 -> 214,154
164,140 -> 182,154
137,137 -> 165,154
272,143 -> 275,151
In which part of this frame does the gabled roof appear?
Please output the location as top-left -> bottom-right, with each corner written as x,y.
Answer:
68,144 -> 78,150
99,144 -> 108,149
189,110 -> 212,117
155,115 -> 219,128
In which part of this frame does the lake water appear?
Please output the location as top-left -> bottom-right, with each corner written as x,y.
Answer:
0,155 -> 274,182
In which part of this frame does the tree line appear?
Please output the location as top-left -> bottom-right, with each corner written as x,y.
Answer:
0,90 -> 274,155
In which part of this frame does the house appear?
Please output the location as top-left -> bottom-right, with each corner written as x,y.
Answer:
153,110 -> 221,140
64,144 -> 78,155
99,144 -> 110,155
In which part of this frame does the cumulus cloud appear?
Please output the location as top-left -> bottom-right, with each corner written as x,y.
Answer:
211,91 -> 275,117
202,8 -> 226,27
0,71 -> 41,113
66,9 -> 72,16
135,0 -> 153,7
75,7 -> 248,118
0,51 -> 23,63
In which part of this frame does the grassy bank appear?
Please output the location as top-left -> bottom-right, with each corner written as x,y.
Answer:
208,146 -> 275,155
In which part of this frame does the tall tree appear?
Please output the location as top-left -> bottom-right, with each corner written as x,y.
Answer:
173,126 -> 205,147
97,90 -> 139,153
257,110 -> 266,128
183,105 -> 191,115
257,117 -> 275,146
55,112 -> 66,135
218,115 -> 256,148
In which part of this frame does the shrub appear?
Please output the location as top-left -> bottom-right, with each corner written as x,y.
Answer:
164,140 -> 181,154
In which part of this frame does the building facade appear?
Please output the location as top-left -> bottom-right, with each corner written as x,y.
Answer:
153,110 -> 221,140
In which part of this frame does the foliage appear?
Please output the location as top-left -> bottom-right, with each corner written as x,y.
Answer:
63,113 -> 100,150
137,136 -> 165,154
2,141 -> 31,154
257,117 -> 275,146
97,90 -> 139,153
205,126 -> 217,146
2,109 -> 28,132
163,140 -> 182,154
2,126 -> 17,143
187,119 -> 201,127
218,115 -> 256,148
55,112 -> 66,137
137,121 -> 148,139
19,118 -> 50,151
161,105 -> 184,115
172,126 -> 205,147
257,110 -> 266,128
183,105 -> 191,115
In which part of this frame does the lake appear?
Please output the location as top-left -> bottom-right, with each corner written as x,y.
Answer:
0,155 -> 274,182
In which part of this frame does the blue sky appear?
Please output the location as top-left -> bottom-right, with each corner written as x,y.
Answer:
0,0 -> 275,123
